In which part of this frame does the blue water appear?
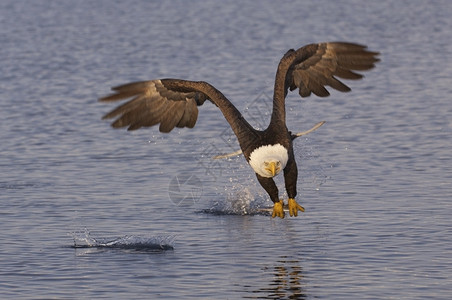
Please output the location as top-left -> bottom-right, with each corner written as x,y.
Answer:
1,0 -> 452,299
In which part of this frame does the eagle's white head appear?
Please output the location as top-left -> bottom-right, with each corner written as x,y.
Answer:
248,144 -> 289,178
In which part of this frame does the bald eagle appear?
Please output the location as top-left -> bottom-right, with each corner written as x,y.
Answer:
100,42 -> 379,218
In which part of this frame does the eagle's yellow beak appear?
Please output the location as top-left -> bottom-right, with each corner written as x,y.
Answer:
265,161 -> 277,177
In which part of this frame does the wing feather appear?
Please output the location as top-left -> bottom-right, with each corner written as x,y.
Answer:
100,80 -> 206,131
102,94 -> 148,119
286,42 -> 379,98
176,98 -> 198,128
158,101 -> 186,133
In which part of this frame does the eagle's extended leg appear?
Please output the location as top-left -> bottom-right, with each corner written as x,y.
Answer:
256,174 -> 285,218
284,156 -> 305,217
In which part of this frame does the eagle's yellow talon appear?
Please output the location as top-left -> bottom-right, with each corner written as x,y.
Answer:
288,198 -> 304,217
272,200 -> 285,219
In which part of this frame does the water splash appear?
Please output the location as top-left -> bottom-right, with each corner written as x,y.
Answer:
70,228 -> 174,251
200,186 -> 274,216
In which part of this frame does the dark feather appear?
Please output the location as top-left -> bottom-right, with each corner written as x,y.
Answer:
334,67 -> 363,80
176,98 -> 198,128
284,42 -> 379,99
100,80 -> 202,131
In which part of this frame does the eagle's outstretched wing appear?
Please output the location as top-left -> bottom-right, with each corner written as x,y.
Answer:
282,42 -> 379,98
100,79 -> 256,141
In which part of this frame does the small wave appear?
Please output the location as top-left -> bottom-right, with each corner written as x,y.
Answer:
0,181 -> 47,190
70,228 -> 174,251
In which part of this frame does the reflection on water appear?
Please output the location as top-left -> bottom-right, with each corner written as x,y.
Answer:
249,257 -> 306,300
